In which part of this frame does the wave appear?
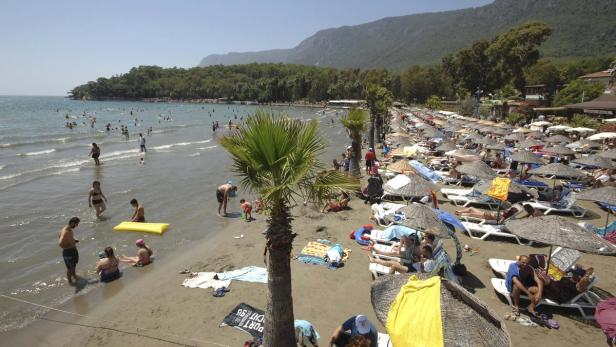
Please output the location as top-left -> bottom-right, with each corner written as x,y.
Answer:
1,134 -> 106,149
152,139 -> 211,151
197,145 -> 218,150
21,149 -> 56,156
188,152 -> 201,157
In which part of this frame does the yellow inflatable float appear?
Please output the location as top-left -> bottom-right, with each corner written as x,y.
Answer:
113,222 -> 169,235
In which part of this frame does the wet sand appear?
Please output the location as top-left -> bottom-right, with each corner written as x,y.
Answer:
2,193 -> 614,347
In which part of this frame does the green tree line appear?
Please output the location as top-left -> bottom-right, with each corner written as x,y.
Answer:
70,22 -> 613,106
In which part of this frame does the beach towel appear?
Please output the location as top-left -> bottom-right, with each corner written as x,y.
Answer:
216,266 -> 268,283
220,303 -> 265,339
409,160 -> 443,183
484,177 -> 511,201
432,209 -> 464,231
381,225 -> 417,241
386,275 -> 444,347
182,272 -> 231,290
297,239 -> 350,268
505,262 -> 519,292
596,298 -> 616,340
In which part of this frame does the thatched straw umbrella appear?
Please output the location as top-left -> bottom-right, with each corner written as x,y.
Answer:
504,133 -> 526,141
545,134 -> 571,144
371,274 -> 512,347
516,139 -> 544,149
510,150 -> 545,164
528,163 -> 585,178
382,174 -> 437,202
505,216 -> 616,257
544,145 -> 575,157
456,161 -> 497,180
436,142 -> 457,152
577,186 -> 616,229
572,155 -> 614,169
486,143 -> 506,150
387,160 -> 414,174
384,204 -> 452,239
598,149 -> 616,160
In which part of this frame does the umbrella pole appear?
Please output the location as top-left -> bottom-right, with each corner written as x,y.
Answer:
496,201 -> 502,224
545,245 -> 553,273
605,210 -> 610,231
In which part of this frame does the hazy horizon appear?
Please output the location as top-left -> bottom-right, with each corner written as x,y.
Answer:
0,0 -> 492,96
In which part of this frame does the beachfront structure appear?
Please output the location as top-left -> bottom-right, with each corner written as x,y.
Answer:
328,99 -> 367,108
580,70 -> 613,85
565,93 -> 616,117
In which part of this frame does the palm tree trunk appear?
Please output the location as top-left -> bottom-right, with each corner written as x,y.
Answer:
263,208 -> 296,346
369,112 -> 375,154
375,113 -> 382,152
349,132 -> 362,177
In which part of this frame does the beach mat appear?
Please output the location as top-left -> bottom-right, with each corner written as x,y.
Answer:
113,221 -> 169,235
220,303 -> 264,339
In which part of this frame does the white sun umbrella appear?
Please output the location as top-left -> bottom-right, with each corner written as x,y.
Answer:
588,132 -> 616,141
566,127 -> 597,134
547,125 -> 571,132
512,127 -> 532,133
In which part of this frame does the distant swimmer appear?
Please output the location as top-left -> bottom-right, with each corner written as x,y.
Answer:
216,183 -> 237,217
58,217 -> 80,286
130,198 -> 145,222
89,143 -> 101,166
138,133 -> 146,152
120,239 -> 152,266
88,181 -> 108,218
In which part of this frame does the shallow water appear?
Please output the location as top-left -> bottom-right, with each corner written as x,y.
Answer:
0,96 -> 348,331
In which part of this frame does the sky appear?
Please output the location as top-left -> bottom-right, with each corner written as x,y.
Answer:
0,0 -> 493,96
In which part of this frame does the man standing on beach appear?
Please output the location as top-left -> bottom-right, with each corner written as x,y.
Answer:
58,217 -> 80,286
217,183 -> 237,217
365,148 -> 375,172
139,133 -> 146,152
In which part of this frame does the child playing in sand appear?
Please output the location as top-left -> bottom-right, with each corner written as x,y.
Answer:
253,198 -> 263,213
240,199 -> 252,222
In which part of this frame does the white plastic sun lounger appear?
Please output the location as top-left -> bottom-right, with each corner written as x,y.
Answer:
488,247 -> 581,277
371,202 -> 406,227
440,187 -> 473,199
461,221 -> 531,245
491,276 -> 600,320
448,195 -> 501,210
525,198 -> 587,218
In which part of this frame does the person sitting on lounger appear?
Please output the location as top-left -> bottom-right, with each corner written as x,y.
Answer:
505,255 -> 543,317
120,239 -> 152,266
539,266 -> 594,304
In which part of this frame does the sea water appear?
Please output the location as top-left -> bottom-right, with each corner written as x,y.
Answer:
0,96 -> 348,331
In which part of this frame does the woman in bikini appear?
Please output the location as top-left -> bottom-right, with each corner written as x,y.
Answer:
89,143 -> 101,166
88,181 -> 108,218
96,247 -> 121,283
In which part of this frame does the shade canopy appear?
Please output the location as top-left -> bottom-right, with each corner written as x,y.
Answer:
572,155 -> 614,169
589,132 -> 616,141
565,93 -> 616,111
384,203 -> 452,238
544,135 -> 571,144
544,145 -> 575,156
383,174 -> 437,198
456,161 -> 497,179
504,133 -> 526,141
387,160 -> 414,174
599,149 -> 616,160
436,142 -> 457,152
528,163 -> 586,178
576,186 -> 616,206
505,216 -> 616,255
510,151 -> 545,164
516,139 -> 544,149
371,275 -> 512,347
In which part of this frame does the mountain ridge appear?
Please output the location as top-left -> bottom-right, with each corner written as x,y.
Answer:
199,0 -> 616,70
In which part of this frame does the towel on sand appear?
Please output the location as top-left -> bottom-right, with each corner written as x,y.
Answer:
216,266 -> 268,283
387,276 -> 443,347
297,239 -> 350,268
182,272 -> 231,290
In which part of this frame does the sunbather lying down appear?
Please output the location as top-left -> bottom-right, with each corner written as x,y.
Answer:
455,204 -> 540,222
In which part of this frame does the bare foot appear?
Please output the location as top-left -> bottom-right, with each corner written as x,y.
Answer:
367,253 -> 375,263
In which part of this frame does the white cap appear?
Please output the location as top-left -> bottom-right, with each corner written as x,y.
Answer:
355,315 -> 370,335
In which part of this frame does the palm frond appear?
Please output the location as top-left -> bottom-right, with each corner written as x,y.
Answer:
340,108 -> 369,133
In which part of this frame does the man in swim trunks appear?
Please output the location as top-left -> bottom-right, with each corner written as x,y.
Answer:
130,199 -> 145,222
138,133 -> 146,152
217,183 -> 237,216
89,143 -> 100,166
58,217 -> 80,286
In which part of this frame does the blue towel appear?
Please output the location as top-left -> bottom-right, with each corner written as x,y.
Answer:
505,262 -> 519,292
216,266 -> 268,283
433,209 -> 464,231
515,179 -> 548,188
409,160 -> 443,183
381,225 -> 418,241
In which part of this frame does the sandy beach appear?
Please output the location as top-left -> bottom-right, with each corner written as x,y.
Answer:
2,182 -> 615,346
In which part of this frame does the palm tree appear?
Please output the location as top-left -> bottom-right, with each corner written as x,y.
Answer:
220,110 -> 358,346
340,108 -> 369,177
365,84 -> 393,152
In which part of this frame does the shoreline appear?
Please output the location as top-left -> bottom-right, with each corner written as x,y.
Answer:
4,191 -> 616,347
